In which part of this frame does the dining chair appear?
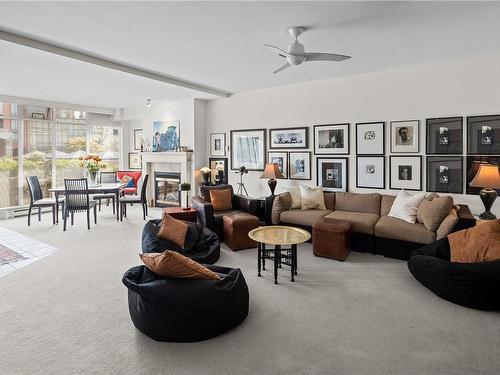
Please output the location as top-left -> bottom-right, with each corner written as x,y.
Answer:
120,174 -> 149,221
26,176 -> 65,226
93,171 -> 117,213
63,178 -> 97,231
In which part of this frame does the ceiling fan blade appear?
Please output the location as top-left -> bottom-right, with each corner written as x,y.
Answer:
305,53 -> 351,62
273,62 -> 291,74
264,44 -> 290,57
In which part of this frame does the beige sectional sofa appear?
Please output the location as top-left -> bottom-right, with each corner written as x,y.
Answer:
271,191 -> 475,260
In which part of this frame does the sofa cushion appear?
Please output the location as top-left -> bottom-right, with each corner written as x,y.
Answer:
436,209 -> 459,240
335,192 -> 381,214
280,209 -> 332,227
283,186 -> 301,209
380,194 -> 396,216
271,192 -> 292,225
375,215 -> 436,244
417,195 -> 454,231
300,185 -> 326,210
324,211 -> 379,235
388,190 -> 426,224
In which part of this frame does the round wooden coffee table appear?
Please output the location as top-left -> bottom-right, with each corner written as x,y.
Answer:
248,226 -> 311,284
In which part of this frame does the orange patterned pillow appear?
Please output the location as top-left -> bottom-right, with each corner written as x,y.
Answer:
140,251 -> 221,280
209,188 -> 232,211
157,214 -> 189,248
448,220 -> 500,263
120,175 -> 131,185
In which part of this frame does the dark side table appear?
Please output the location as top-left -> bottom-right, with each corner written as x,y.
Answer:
163,207 -> 198,222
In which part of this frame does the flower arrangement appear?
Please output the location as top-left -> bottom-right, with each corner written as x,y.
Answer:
79,154 -> 106,173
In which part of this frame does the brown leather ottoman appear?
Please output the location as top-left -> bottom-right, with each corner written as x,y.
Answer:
313,218 -> 352,261
223,212 -> 259,251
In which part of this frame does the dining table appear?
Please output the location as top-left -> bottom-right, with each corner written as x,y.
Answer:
49,182 -> 127,222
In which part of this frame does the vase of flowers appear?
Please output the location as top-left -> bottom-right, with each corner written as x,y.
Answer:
79,154 -> 106,184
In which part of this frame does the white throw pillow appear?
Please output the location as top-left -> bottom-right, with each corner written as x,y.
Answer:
283,186 -> 301,209
299,185 -> 326,210
388,189 -> 426,224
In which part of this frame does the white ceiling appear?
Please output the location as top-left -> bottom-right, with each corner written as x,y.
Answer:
1,1 -> 500,109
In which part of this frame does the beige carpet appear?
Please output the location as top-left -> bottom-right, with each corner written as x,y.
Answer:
0,207 -> 498,375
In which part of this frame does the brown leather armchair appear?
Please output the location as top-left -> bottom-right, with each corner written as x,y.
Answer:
191,185 -> 258,240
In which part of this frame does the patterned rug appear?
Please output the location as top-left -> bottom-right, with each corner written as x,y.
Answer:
0,244 -> 26,265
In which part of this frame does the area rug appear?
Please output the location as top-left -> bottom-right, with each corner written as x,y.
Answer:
0,245 -> 26,265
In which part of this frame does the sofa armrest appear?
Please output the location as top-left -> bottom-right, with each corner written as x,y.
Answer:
233,195 -> 258,216
192,196 -> 215,230
271,192 -> 292,225
454,204 -> 476,232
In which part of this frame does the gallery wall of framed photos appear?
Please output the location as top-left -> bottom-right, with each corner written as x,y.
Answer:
207,112 -> 500,196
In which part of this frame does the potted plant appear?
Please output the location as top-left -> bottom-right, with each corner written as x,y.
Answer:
79,154 -> 106,184
180,182 -> 191,210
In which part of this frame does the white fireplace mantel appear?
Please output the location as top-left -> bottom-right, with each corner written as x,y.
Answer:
140,151 -> 193,205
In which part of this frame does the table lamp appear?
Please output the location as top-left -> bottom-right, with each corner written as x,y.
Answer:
469,163 -> 500,220
260,163 -> 284,196
200,167 -> 211,186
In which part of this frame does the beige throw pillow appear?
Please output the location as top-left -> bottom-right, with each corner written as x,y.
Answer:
283,186 -> 301,209
388,190 -> 426,223
417,195 -> 454,231
299,185 -> 326,210
140,251 -> 221,280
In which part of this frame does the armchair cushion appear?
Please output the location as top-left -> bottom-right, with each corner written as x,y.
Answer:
209,188 -> 233,211
199,184 -> 234,203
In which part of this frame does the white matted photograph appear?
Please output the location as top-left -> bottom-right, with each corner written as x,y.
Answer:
269,127 -> 308,149
356,156 -> 385,189
210,133 -> 226,156
314,124 -> 350,154
390,120 -> 419,153
389,156 -> 422,190
317,157 -> 348,192
289,151 -> 311,180
356,122 -> 385,155
268,151 -> 288,178
230,129 -> 266,170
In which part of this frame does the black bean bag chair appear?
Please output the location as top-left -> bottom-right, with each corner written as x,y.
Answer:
142,219 -> 220,264
122,265 -> 249,342
408,237 -> 500,310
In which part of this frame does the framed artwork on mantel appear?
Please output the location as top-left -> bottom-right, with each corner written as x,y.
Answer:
210,133 -> 226,156
152,120 -> 180,152
269,127 -> 309,149
230,129 -> 266,170
133,129 -> 144,151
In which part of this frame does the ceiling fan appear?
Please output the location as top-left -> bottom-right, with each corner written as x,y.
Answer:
265,26 -> 351,74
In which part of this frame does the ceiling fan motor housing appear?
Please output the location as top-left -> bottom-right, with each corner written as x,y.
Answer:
287,40 -> 306,65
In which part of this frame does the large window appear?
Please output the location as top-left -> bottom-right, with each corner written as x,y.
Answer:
0,102 -> 121,209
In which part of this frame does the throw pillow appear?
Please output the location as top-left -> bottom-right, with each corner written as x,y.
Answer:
388,190 -> 426,224
120,175 -> 131,185
126,177 -> 135,188
140,251 -> 221,280
436,208 -> 459,240
283,186 -> 301,209
448,220 -> 500,263
157,214 -> 189,248
271,192 -> 292,225
299,185 -> 326,210
209,188 -> 233,211
417,195 -> 454,231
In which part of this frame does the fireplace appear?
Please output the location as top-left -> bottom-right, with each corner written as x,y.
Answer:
154,172 -> 181,207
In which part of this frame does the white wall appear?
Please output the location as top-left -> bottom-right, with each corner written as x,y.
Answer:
205,55 -> 500,216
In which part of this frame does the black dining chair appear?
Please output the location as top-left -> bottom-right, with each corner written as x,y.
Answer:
120,174 -> 149,221
26,176 -> 65,226
63,178 -> 97,231
93,171 -> 117,213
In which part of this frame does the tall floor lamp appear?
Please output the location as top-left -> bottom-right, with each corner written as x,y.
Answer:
469,163 -> 500,220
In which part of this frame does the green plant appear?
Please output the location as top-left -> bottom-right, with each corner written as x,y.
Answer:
180,182 -> 191,191
0,156 -> 18,171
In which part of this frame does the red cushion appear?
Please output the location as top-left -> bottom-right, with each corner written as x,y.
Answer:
117,171 -> 142,188
124,187 -> 137,195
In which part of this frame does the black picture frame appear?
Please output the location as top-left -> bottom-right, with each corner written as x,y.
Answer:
390,120 -> 420,153
426,117 -> 463,154
355,122 -> 385,155
269,127 -> 309,149
288,151 -> 312,180
267,151 -> 288,178
209,157 -> 229,185
209,133 -> 226,157
230,129 -> 266,171
426,156 -> 463,194
356,156 -> 385,189
389,156 -> 423,191
316,157 -> 349,192
313,123 -> 350,155
467,115 -> 500,155
466,156 -> 500,195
